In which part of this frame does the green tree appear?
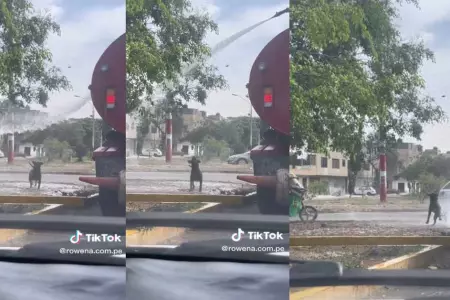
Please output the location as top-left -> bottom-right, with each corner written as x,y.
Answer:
400,151 -> 450,182
20,118 -> 103,159
43,138 -> 70,162
0,0 -> 71,107
126,0 -> 227,114
290,0 -> 444,156
417,172 -> 446,198
182,117 -> 259,154
202,136 -> 229,161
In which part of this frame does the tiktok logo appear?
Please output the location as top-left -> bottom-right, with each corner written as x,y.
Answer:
231,228 -> 245,242
70,230 -> 83,244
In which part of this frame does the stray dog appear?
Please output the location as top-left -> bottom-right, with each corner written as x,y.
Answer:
188,157 -> 202,192
28,161 -> 44,189
426,192 -> 442,225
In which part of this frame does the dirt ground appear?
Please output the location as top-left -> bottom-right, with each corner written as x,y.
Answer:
291,245 -> 425,268
290,221 -> 449,236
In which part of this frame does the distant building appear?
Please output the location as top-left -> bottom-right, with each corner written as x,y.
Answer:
125,114 -> 137,156
181,108 -> 207,132
291,151 -> 349,195
17,142 -> 45,158
0,107 -> 49,133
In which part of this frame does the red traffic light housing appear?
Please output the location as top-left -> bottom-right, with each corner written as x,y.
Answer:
263,87 -> 273,107
106,88 -> 115,109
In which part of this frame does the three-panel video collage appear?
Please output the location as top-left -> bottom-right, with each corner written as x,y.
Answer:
0,0 -> 449,299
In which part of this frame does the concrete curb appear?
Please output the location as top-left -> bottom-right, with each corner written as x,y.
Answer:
290,245 -> 445,299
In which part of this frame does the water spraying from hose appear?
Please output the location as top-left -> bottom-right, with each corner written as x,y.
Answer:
0,95 -> 92,135
146,8 -> 289,110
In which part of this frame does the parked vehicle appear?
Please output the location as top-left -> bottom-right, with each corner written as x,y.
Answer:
142,148 -> 162,157
0,150 -> 4,158
227,151 -> 251,164
354,186 -> 377,196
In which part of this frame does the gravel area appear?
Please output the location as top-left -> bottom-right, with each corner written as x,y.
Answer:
291,245 -> 425,268
126,202 -> 205,213
290,221 -> 450,236
0,187 -> 98,215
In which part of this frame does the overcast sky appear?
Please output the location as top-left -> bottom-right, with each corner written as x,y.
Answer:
27,0 -> 450,151
188,0 -> 288,117
29,0 -> 125,119
395,1 -> 450,151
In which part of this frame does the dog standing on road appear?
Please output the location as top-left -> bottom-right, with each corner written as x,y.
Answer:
426,192 -> 442,225
188,157 -> 202,192
29,161 -> 43,189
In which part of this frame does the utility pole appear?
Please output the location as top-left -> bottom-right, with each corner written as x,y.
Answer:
7,103 -> 14,164
232,93 -> 252,149
249,104 -> 253,148
92,102 -> 95,149
379,130 -> 387,202
165,112 -> 172,163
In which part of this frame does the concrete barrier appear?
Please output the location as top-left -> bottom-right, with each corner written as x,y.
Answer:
289,245 -> 445,299
126,193 -> 243,204
0,195 -> 84,206
126,203 -> 220,246
290,236 -> 450,246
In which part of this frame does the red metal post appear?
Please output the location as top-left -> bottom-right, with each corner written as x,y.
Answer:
7,134 -> 14,164
379,153 -> 387,202
165,113 -> 172,163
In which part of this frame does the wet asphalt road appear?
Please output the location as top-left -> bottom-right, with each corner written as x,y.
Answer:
290,211 -> 450,228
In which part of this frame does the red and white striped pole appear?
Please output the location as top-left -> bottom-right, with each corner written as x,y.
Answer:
165,113 -> 172,163
7,134 -> 14,164
379,151 -> 387,202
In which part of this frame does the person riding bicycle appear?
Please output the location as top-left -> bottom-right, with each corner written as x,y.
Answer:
289,172 -> 304,216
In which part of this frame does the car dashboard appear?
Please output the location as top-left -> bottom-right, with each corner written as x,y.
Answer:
126,257 -> 289,300
0,259 -> 125,300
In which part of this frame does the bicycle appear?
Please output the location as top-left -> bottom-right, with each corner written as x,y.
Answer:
289,185 -> 318,222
